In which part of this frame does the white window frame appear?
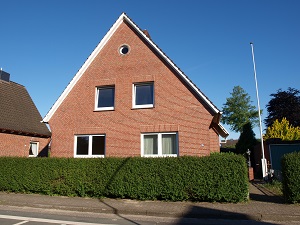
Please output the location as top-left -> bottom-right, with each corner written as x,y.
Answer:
29,141 -> 39,157
74,134 -> 105,158
95,86 -> 115,111
132,82 -> 154,109
141,132 -> 178,157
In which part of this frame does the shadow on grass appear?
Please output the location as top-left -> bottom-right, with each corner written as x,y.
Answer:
250,181 -> 285,204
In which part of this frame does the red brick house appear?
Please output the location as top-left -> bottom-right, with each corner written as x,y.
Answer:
42,13 -> 228,158
0,70 -> 51,157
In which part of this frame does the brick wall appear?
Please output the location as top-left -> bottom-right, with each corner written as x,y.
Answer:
49,21 -> 220,157
0,133 -> 50,157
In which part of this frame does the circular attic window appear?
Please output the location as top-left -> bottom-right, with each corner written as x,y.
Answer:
119,45 -> 130,55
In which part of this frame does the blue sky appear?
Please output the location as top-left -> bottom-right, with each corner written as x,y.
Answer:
1,0 -> 299,139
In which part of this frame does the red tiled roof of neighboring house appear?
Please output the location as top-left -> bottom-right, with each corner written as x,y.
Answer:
0,79 -> 51,137
221,139 -> 238,148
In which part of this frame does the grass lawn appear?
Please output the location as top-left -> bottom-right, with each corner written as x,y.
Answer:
261,180 -> 283,196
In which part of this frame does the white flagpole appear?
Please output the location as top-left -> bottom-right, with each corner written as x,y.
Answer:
250,42 -> 268,179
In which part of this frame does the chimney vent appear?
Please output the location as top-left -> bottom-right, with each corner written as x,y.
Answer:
142,30 -> 151,39
0,70 -> 10,82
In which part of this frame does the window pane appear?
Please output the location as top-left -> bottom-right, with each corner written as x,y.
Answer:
162,134 -> 177,154
135,84 -> 153,105
77,136 -> 89,155
144,135 -> 158,155
92,136 -> 105,155
97,87 -> 114,108
29,143 -> 38,156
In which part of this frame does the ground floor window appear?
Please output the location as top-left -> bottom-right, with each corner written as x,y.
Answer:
141,132 -> 178,157
29,142 -> 39,157
74,135 -> 105,158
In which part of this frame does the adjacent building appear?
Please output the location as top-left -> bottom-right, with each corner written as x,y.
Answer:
0,70 -> 51,157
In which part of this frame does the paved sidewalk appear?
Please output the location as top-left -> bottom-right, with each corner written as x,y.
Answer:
0,182 -> 299,222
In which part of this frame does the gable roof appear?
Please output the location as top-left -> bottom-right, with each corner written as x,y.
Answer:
42,13 -> 228,137
0,79 -> 51,137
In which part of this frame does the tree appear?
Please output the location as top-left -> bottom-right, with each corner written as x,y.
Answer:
264,118 -> 300,141
235,122 -> 257,155
221,86 -> 259,133
265,87 -> 300,128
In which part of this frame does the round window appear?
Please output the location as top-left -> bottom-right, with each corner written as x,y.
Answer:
119,45 -> 129,55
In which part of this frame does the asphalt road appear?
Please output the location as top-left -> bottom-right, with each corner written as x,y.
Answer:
1,206 -> 300,225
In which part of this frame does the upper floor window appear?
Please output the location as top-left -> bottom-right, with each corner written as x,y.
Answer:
133,82 -> 154,109
141,132 -> 178,157
74,134 -> 105,158
95,86 -> 115,111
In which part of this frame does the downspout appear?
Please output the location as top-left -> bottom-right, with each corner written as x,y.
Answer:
45,136 -> 52,157
40,120 -> 52,157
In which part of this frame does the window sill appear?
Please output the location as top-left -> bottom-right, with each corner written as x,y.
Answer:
74,155 -> 105,158
94,107 -> 115,112
132,105 -> 154,110
142,154 -> 178,158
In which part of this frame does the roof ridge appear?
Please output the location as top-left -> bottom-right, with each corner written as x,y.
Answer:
9,81 -> 25,87
0,79 -> 25,87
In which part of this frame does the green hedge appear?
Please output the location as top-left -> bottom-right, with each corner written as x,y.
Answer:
282,151 -> 300,203
0,154 -> 248,202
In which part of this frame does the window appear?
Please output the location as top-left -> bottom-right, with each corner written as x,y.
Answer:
119,45 -> 130,55
141,133 -> 178,157
29,142 -> 39,157
133,83 -> 154,108
95,86 -> 115,111
74,135 -> 105,158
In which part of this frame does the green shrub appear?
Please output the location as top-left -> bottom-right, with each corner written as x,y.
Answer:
282,151 -> 300,203
0,154 -> 248,202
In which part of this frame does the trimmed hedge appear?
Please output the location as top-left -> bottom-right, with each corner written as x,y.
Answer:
0,154 -> 248,202
282,151 -> 300,203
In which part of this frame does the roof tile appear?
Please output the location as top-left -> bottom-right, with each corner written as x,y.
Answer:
0,80 -> 51,137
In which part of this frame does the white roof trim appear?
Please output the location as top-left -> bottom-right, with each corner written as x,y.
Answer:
43,13 -> 220,123
218,123 -> 230,138
43,13 -> 125,122
122,14 -> 220,114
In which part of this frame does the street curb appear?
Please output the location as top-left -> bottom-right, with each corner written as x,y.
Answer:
2,201 -> 299,222
1,190 -> 300,222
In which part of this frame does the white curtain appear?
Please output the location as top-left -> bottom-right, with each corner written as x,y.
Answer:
162,134 -> 176,154
144,135 -> 158,155
30,143 -> 38,156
